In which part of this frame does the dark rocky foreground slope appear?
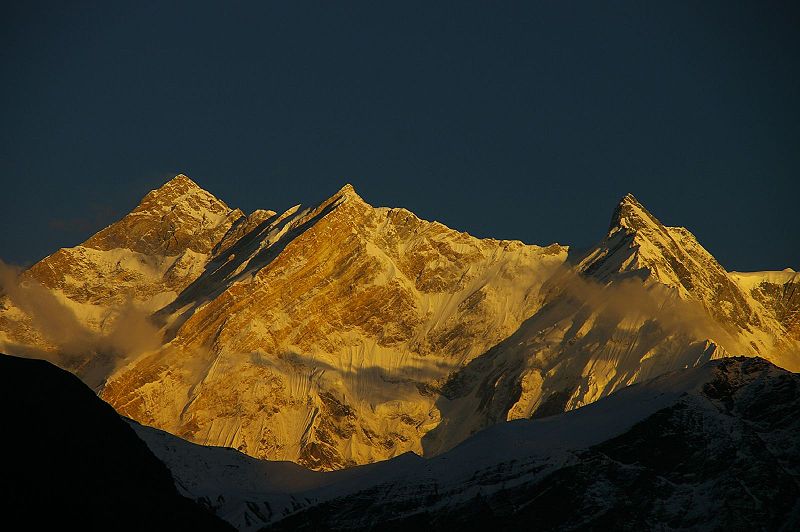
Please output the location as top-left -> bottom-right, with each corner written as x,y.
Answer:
264,357 -> 800,531
0,354 -> 232,531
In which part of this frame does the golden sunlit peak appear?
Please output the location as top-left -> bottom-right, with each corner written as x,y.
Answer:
167,173 -> 200,188
150,174 -> 207,198
337,183 -> 357,195
333,183 -> 366,203
138,173 -> 224,210
609,192 -> 660,233
618,192 -> 641,206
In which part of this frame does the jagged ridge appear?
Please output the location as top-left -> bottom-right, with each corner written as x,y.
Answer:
1,176 -> 797,472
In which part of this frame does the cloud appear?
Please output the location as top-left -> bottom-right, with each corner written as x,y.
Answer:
0,260 -> 161,387
545,265 -> 745,352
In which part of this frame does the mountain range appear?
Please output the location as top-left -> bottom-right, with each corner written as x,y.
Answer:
1,174 -> 797,476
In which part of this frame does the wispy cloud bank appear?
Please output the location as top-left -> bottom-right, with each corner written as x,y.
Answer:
0,261 -> 161,387
546,266 -> 744,352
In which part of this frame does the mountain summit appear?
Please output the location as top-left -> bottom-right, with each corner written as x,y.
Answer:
608,192 -> 660,233
0,175 -> 797,471
578,190 -> 792,365
84,174 -> 241,256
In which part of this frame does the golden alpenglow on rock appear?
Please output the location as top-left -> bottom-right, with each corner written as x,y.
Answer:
0,175 -> 797,470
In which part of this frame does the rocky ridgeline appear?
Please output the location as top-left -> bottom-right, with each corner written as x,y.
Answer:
1,174 -> 797,471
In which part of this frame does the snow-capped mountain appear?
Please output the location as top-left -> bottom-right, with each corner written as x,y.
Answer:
0,174 -> 797,471
422,191 -> 799,455
579,193 -> 795,361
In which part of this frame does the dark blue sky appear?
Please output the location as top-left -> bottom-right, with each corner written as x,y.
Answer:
2,1 -> 798,270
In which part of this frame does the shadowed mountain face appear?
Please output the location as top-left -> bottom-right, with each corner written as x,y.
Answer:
0,175 -> 797,471
0,354 -> 232,531
261,357 -> 800,531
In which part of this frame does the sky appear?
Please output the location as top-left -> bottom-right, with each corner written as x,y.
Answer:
2,1 -> 798,271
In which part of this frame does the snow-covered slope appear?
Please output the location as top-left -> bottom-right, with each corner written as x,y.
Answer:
129,357 -> 800,530
730,268 -> 800,342
128,420 -> 329,530
1,175 -> 797,471
263,357 -> 800,530
131,420 -> 425,531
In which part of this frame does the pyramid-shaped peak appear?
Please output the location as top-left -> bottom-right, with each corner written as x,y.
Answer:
171,173 -> 199,185
299,183 -> 369,221
133,174 -> 230,215
147,174 -> 217,200
82,173 -> 236,255
336,182 -> 360,197
153,173 -> 203,195
619,192 -> 642,207
609,192 -> 664,233
327,183 -> 368,206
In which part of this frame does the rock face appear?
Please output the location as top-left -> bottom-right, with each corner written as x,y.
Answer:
100,181 -> 568,469
0,353 -> 232,531
1,175 -> 797,471
730,269 -> 800,342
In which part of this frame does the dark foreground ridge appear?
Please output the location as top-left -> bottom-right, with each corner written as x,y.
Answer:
0,354 -> 232,531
